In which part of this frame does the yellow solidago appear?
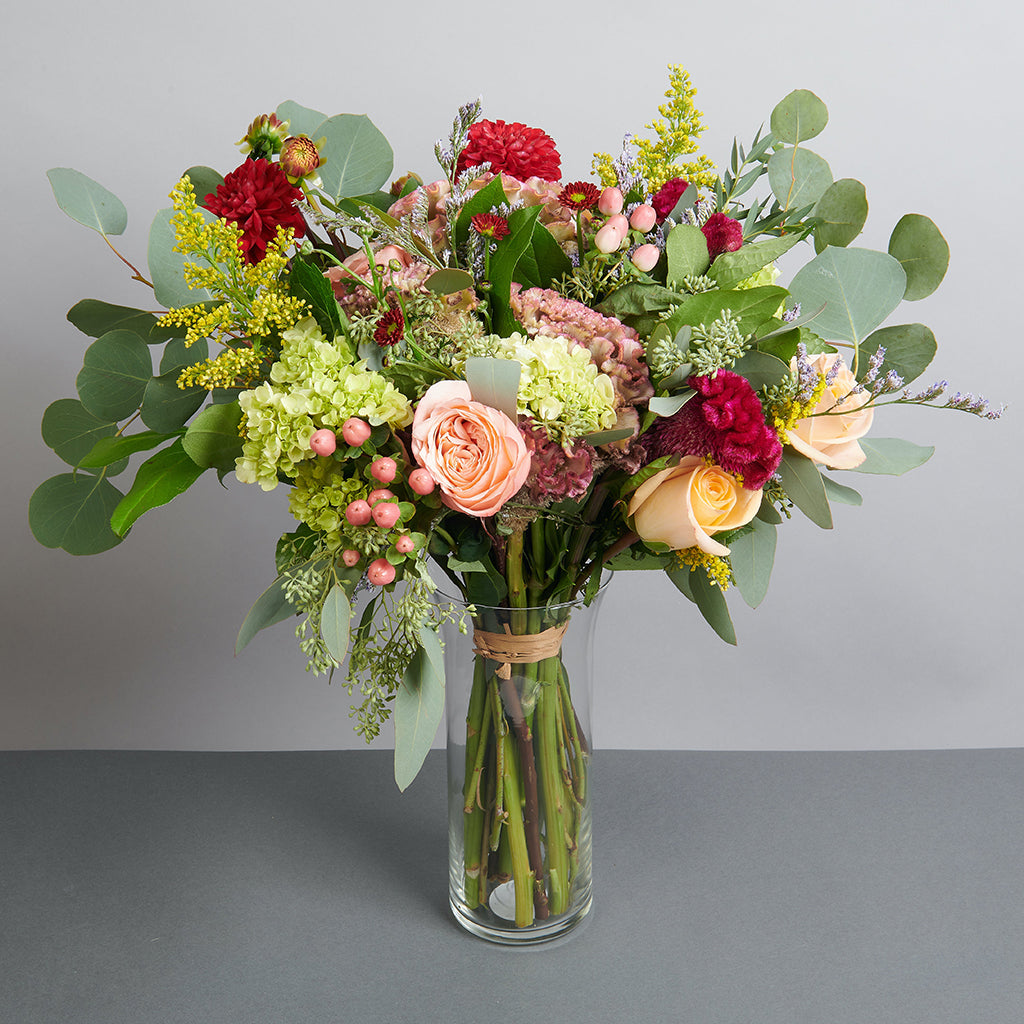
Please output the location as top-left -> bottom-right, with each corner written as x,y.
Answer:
769,373 -> 827,444
155,176 -> 307,389
593,65 -> 718,195
676,547 -> 732,590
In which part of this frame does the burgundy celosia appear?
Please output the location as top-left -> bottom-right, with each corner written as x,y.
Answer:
203,159 -> 305,263
455,120 -> 561,181
519,423 -> 594,504
650,178 -> 689,223
701,212 -> 743,260
645,371 -> 782,490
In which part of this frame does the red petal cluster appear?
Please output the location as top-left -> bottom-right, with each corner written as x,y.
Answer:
456,120 -> 561,182
203,159 -> 305,263
557,181 -> 601,211
701,212 -> 743,260
373,304 -> 405,346
470,212 -> 510,240
650,177 -> 689,222
645,371 -> 782,490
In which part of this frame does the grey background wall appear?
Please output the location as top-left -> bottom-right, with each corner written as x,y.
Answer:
3,0 -> 1020,752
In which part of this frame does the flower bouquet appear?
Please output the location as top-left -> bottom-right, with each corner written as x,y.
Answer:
31,67 -> 999,942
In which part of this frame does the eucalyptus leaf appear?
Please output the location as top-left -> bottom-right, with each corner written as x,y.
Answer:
276,100 -> 329,138
648,391 -> 696,417
665,565 -> 695,603
159,336 -> 209,375
78,430 -> 179,468
847,438 -> 934,475
663,183 -> 699,223
315,114 -> 394,201
182,401 -> 244,472
860,324 -> 936,385
888,214 -> 949,300
394,626 -> 446,792
67,300 -> 160,341
821,474 -> 863,506
182,165 -> 225,205
813,178 -> 868,253
787,247 -> 907,353
729,518 -> 777,609
236,576 -> 295,655
755,302 -> 827,341
689,568 -> 737,645
465,357 -> 520,421
770,89 -> 829,144
778,449 -> 832,529
29,473 -> 125,555
730,350 -> 790,390
46,168 -> 127,235
767,147 -> 833,212
109,440 -> 206,535
425,268 -> 475,295
140,372 -> 206,433
665,224 -> 710,284
755,500 -> 783,525
321,583 -> 352,664
708,234 -> 801,290
148,207 -> 212,308
41,399 -> 118,469
76,330 -> 153,421
580,427 -> 636,446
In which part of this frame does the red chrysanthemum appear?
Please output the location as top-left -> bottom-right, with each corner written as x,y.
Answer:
557,180 -> 601,211
701,212 -> 743,260
202,158 -> 305,264
645,371 -> 782,490
470,212 -> 510,240
456,119 -> 561,181
373,304 -> 405,346
651,177 -> 689,223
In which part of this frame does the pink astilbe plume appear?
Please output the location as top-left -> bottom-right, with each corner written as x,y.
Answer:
645,371 -> 782,489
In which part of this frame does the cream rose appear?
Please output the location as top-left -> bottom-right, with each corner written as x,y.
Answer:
788,353 -> 873,469
411,381 -> 531,517
627,456 -> 762,556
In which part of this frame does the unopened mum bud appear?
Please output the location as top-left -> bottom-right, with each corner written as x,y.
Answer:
279,135 -> 323,183
237,114 -> 289,159
597,187 -> 624,216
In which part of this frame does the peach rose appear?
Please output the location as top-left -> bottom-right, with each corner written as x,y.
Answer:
788,353 -> 873,469
627,456 -> 762,556
411,381 -> 531,517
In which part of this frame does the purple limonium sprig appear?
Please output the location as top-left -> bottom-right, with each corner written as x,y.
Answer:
793,342 -> 819,404
782,303 -> 802,324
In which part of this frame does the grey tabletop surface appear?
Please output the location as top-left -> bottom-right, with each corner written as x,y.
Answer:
3,748 -> 1023,1024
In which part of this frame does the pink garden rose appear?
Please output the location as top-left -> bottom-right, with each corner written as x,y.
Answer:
788,353 -> 874,469
411,381 -> 530,517
627,456 -> 762,556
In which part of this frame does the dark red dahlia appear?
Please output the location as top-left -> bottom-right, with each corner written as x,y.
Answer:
701,212 -> 743,260
470,212 -> 510,241
650,177 -> 690,223
203,159 -> 305,263
645,371 -> 782,490
455,119 -> 561,181
373,304 -> 405,346
557,181 -> 601,211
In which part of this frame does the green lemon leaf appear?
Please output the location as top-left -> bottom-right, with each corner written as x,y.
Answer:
78,430 -> 180,468
109,440 -> 205,535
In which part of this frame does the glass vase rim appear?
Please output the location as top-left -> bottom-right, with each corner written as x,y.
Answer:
434,572 -> 611,614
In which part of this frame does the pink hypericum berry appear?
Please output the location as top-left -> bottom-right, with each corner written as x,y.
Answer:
594,222 -> 625,254
597,186 -> 623,216
631,244 -> 661,272
344,499 -> 372,526
309,428 -> 337,457
407,468 -> 436,495
341,417 -> 372,447
371,501 -> 401,529
606,213 -> 629,236
367,558 -> 396,586
629,204 -> 657,233
395,534 -> 416,554
370,456 -> 397,483
367,488 -> 395,506
341,549 -> 361,567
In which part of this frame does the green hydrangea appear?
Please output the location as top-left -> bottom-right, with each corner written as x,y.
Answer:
493,332 -> 617,445
235,318 -> 413,490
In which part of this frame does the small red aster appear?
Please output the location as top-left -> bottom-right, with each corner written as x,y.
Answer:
470,213 -> 510,241
202,158 -> 305,263
557,181 -> 601,212
702,212 -> 744,260
456,119 -> 561,181
374,304 -> 405,346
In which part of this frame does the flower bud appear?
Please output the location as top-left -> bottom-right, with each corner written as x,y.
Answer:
237,114 -> 289,159
597,187 -> 624,216
594,222 -> 625,254
279,135 -> 323,183
408,468 -> 436,495
341,549 -> 361,567
309,428 -> 337,457
631,244 -> 661,272
345,500 -> 372,526
367,559 -> 396,586
395,534 -> 416,554
371,501 -> 401,529
341,418 -> 372,447
629,204 -> 657,233
370,456 -> 397,484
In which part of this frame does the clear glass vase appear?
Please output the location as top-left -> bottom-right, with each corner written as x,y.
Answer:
442,589 -> 604,944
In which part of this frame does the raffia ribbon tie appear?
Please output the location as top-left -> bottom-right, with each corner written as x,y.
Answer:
472,622 -> 569,680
